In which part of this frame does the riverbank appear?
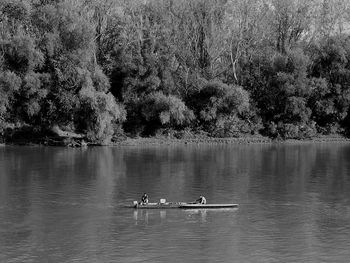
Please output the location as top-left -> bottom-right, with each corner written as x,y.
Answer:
2,133 -> 350,147
113,134 -> 350,146
114,135 -> 271,146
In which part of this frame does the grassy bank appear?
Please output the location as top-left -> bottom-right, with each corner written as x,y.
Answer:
114,136 -> 271,146
113,134 -> 350,146
2,127 -> 350,147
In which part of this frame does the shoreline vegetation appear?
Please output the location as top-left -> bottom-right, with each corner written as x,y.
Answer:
2,1 -> 350,147
1,130 -> 350,147
115,135 -> 350,147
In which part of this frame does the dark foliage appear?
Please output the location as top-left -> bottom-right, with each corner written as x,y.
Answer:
1,0 -> 350,142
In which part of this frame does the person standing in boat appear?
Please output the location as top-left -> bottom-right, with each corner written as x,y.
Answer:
140,193 -> 149,205
195,195 -> 206,204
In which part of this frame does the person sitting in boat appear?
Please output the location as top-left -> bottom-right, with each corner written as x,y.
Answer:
195,195 -> 206,204
140,193 -> 149,205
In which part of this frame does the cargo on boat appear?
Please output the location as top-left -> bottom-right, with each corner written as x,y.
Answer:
127,202 -> 187,209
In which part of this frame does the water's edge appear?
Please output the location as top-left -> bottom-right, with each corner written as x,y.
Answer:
2,134 -> 350,147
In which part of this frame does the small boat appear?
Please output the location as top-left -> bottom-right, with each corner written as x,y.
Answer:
178,204 -> 238,209
127,200 -> 238,209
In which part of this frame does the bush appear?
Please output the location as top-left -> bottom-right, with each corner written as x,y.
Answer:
143,92 -> 194,125
265,121 -> 278,138
78,86 -> 126,144
191,81 -> 250,121
1,34 -> 44,73
316,123 -> 343,135
210,115 -> 252,138
187,80 -> 262,136
284,96 -> 311,123
0,71 -> 22,119
278,122 -> 317,139
173,128 -> 209,139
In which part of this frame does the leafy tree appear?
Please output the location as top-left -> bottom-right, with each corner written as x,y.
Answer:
188,80 -> 259,136
0,0 -> 126,143
141,92 -> 194,133
308,36 -> 350,133
0,71 -> 22,122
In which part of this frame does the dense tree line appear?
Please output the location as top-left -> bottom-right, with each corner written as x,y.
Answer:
1,0 -> 350,143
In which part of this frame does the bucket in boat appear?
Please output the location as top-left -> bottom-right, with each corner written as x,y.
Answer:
160,199 -> 166,204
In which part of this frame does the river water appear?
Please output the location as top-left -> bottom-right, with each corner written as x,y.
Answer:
1,144 -> 350,263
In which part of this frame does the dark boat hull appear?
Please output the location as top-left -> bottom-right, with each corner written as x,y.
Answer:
127,202 -> 238,209
179,204 -> 238,209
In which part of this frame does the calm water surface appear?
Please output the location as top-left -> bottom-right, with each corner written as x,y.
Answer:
1,144 -> 350,262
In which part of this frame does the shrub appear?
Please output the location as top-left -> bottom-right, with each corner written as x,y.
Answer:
190,80 -> 250,121
187,80 -> 261,136
141,92 -> 195,127
1,34 -> 44,73
278,122 -> 317,139
173,128 -> 209,139
0,70 -> 22,119
211,115 -> 251,138
78,86 -> 126,144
